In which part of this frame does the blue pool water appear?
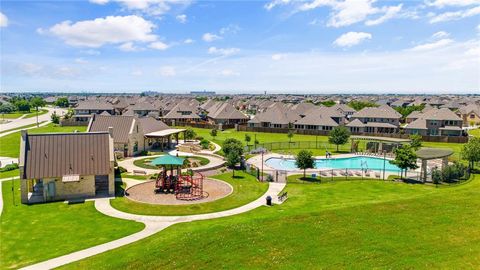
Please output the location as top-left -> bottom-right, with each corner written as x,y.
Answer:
265,156 -> 401,172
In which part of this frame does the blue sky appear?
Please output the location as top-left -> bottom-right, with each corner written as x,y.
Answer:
0,0 -> 479,94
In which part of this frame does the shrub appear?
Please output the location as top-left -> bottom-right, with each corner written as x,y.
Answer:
115,166 -> 127,176
200,139 -> 210,149
195,136 -> 204,141
0,163 -> 19,172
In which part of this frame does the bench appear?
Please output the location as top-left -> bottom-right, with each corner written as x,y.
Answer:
133,170 -> 147,175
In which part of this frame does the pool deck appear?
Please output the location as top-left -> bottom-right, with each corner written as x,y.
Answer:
247,153 -> 421,178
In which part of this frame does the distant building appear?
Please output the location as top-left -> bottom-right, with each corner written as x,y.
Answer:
191,90 -> 216,96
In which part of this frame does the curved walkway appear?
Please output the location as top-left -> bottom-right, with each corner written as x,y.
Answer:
21,181 -> 286,270
0,107 -> 66,134
118,153 -> 225,175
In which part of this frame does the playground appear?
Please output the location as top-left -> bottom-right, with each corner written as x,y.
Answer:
123,155 -> 233,205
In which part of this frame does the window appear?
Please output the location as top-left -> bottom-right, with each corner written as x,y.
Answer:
470,114 -> 475,119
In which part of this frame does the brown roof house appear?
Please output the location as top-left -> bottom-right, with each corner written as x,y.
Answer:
458,104 -> 480,127
88,115 -> 183,157
248,103 -> 301,129
162,100 -> 201,125
404,108 -> 463,136
348,105 -> 401,134
206,102 -> 249,125
19,130 -> 115,204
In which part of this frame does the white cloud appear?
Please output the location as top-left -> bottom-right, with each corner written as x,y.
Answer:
149,41 -> 169,50
118,42 -> 141,52
432,31 -> 450,39
43,15 -> 157,48
264,0 -> 291,10
74,58 -> 88,64
427,0 -> 479,8
272,53 -> 286,60
20,63 -> 43,76
0,12 -> 8,27
365,4 -> 402,26
409,38 -> 454,51
176,14 -> 187,23
159,66 -> 176,77
220,69 -> 239,76
333,32 -> 372,47
202,33 -> 222,42
131,69 -> 143,76
328,0 -> 380,27
219,24 -> 241,35
297,0 -> 335,12
430,6 -> 480,23
208,47 -> 240,56
184,38 -> 194,44
89,0 -> 192,16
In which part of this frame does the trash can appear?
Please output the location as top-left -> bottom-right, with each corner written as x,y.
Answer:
266,195 -> 272,206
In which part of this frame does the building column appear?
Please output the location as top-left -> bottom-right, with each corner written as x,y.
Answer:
422,159 -> 428,183
378,142 -> 383,152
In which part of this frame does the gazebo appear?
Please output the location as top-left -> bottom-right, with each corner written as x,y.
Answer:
350,135 -> 411,153
416,148 -> 454,182
150,155 -> 204,200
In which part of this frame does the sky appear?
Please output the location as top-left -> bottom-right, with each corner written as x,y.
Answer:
0,0 -> 479,94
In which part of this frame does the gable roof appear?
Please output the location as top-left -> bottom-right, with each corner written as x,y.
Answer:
207,103 -> 248,120
352,105 -> 401,119
21,132 -> 112,179
75,101 -> 114,111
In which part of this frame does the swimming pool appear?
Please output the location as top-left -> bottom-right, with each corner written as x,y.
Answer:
265,156 -> 401,172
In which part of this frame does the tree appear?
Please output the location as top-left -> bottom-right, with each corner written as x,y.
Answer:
226,151 -> 242,177
287,130 -> 294,143
0,103 -> 15,114
55,97 -> 69,108
328,126 -> 351,152
30,97 -> 46,127
347,101 -> 378,111
462,137 -> 480,170
210,128 -> 218,139
51,112 -> 60,124
409,134 -> 422,150
389,145 -> 418,179
222,138 -> 244,177
244,134 -> 251,145
320,100 -> 336,107
15,99 -> 30,112
184,128 -> 196,142
295,150 -> 315,178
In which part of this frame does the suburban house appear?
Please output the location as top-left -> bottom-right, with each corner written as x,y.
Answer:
162,100 -> 201,125
457,103 -> 480,126
87,115 -> 184,157
73,101 -> 116,122
206,102 -> 249,125
347,105 -> 401,134
124,102 -> 159,118
248,103 -> 301,128
19,130 -> 115,204
404,108 -> 464,136
294,106 -> 344,131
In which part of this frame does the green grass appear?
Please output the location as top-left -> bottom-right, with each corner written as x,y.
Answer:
64,173 -> 480,269
0,168 -> 19,179
0,180 -> 145,270
0,121 -> 47,134
119,172 -> 151,181
469,128 -> 480,138
110,171 -> 268,216
0,109 -> 48,120
0,123 -> 87,158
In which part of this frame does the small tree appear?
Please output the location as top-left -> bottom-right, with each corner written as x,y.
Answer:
15,99 -> 30,112
226,151 -> 242,177
409,134 -> 422,150
462,137 -> 480,170
210,128 -> 218,139
184,128 -> 196,142
223,138 -> 244,177
328,126 -> 351,152
245,134 -> 251,145
295,150 -> 315,179
55,97 -> 69,108
0,103 -> 15,114
287,130 -> 295,143
51,112 -> 60,124
390,145 -> 418,179
30,97 -> 46,127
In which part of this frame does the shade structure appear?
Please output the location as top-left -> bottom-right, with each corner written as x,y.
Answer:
150,155 -> 185,166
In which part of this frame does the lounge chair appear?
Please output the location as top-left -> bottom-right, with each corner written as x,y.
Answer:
331,170 -> 338,176
354,171 -> 362,176
347,171 -> 354,177
365,170 -> 371,177
375,172 -> 381,178
339,171 -> 347,176
320,171 -> 328,177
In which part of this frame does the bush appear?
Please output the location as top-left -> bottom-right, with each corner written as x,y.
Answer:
432,169 -> 442,184
200,139 -> 210,149
436,162 -> 467,183
195,136 -> 204,141
115,166 -> 127,176
0,163 -> 19,172
51,112 -> 60,124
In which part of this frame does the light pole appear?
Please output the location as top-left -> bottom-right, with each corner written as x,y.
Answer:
382,150 -> 386,181
261,150 -> 264,182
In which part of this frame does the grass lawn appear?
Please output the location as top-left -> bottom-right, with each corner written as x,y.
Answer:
469,128 -> 480,137
0,109 -> 48,120
0,121 -> 47,134
183,127 -> 463,159
0,180 -> 145,270
0,123 -> 87,158
110,171 -> 268,216
64,173 -> 480,269
119,172 -> 151,181
0,168 -> 19,179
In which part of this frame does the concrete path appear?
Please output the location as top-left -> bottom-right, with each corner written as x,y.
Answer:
118,153 -> 225,175
21,181 -> 286,270
0,120 -> 51,138
0,107 -> 66,132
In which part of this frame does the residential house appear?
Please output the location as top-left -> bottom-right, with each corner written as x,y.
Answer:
248,103 -> 301,129
162,100 -> 201,125
458,104 -> 480,126
404,108 -> 464,136
19,130 -> 115,204
347,105 -> 401,134
206,102 -> 249,125
74,101 -> 116,122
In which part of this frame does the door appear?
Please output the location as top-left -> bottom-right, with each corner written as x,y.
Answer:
95,175 -> 109,196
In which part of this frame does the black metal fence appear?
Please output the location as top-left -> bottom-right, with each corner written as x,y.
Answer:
245,141 -> 351,153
